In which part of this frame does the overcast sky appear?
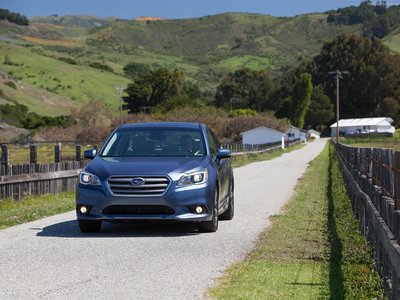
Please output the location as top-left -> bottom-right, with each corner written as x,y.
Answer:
1,0 -> 378,19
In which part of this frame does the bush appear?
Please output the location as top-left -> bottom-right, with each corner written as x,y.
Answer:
4,81 -> 17,89
58,57 -> 77,65
88,62 -> 114,73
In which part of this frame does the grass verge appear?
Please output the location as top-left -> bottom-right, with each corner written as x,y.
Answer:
231,143 -> 305,168
209,142 -> 382,299
0,192 -> 75,230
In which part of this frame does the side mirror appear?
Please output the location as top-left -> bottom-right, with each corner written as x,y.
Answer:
217,148 -> 231,159
84,149 -> 97,159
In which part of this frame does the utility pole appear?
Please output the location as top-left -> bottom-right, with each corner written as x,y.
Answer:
328,70 -> 349,144
140,106 -> 150,115
114,86 -> 126,125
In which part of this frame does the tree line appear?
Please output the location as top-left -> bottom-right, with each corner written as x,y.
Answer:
327,1 -> 400,38
122,32 -> 400,132
0,9 -> 29,26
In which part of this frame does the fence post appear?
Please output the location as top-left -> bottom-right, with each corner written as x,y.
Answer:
54,143 -> 61,163
76,145 -> 81,162
1,144 -> 8,176
29,144 -> 37,164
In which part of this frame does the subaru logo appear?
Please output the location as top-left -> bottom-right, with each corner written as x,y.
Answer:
131,177 -> 146,186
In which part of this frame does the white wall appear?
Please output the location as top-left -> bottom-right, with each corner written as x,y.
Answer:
331,125 -> 395,136
242,127 -> 284,145
286,127 -> 300,141
309,132 -> 320,139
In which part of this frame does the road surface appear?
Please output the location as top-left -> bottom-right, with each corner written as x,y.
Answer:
0,139 -> 327,299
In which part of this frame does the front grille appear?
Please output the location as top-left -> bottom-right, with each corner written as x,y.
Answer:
107,176 -> 170,196
102,205 -> 175,215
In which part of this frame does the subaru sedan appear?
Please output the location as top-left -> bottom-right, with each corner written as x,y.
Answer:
76,122 -> 234,233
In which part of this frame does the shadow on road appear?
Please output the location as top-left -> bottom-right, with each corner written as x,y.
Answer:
36,220 -> 201,238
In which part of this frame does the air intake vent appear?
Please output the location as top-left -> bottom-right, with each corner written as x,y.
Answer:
103,205 -> 174,215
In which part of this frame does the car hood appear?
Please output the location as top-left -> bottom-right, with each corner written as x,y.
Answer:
86,156 -> 209,179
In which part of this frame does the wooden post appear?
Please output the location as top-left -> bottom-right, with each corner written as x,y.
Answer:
54,143 -> 61,163
1,144 -> 8,176
1,144 -> 8,165
29,144 -> 37,164
76,145 -> 81,162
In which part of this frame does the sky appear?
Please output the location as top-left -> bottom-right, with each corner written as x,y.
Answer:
0,0 -> 377,20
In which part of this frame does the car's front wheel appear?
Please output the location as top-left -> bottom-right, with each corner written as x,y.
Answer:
78,220 -> 102,233
198,189 -> 219,233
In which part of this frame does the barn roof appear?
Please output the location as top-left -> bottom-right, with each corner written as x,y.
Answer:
330,117 -> 393,128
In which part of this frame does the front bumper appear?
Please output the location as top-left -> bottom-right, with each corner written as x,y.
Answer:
76,182 -> 214,222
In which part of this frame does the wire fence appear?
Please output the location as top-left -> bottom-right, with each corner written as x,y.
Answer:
336,142 -> 400,299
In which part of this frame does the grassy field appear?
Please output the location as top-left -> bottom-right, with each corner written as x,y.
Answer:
209,143 -> 382,299
0,41 -> 130,114
340,131 -> 400,151
5,143 -> 88,165
0,192 -> 75,230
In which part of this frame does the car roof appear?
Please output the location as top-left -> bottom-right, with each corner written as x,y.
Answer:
118,122 -> 203,130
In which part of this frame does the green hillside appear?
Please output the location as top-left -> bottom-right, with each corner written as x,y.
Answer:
0,41 -> 130,116
0,11 -> 399,120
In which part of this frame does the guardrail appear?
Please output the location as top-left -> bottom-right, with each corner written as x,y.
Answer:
0,139 -> 301,201
335,143 -> 400,299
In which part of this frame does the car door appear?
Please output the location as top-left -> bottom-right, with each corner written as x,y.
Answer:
207,129 -> 230,205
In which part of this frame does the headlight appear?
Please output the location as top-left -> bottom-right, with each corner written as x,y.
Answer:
177,169 -> 208,187
80,171 -> 101,185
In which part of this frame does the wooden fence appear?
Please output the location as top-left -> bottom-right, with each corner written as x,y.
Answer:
223,138 -> 301,156
0,139 -> 301,201
0,142 -> 93,200
336,143 -> 400,299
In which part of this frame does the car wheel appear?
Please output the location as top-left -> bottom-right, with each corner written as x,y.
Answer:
78,220 -> 102,233
198,189 -> 219,233
220,181 -> 234,221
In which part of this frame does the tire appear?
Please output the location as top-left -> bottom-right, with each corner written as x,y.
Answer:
198,189 -> 219,233
78,220 -> 102,233
220,181 -> 234,221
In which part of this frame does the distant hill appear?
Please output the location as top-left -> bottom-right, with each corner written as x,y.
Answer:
30,15 -> 120,28
0,11 -> 399,122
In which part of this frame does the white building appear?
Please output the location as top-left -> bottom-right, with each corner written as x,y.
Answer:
286,126 -> 308,142
241,126 -> 285,145
308,129 -> 321,139
330,117 -> 395,137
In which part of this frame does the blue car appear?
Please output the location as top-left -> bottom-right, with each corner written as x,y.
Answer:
76,122 -> 234,233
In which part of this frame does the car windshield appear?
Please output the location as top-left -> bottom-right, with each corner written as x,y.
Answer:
101,127 -> 206,157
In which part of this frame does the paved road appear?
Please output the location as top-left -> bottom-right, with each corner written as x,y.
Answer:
0,139 -> 327,300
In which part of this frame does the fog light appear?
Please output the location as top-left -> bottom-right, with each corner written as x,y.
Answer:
80,206 -> 88,214
195,206 -> 203,214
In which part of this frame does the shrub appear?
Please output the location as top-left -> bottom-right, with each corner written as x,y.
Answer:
88,62 -> 114,73
58,57 -> 77,65
4,81 -> 17,89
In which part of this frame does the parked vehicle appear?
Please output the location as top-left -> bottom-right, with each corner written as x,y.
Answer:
76,122 -> 234,233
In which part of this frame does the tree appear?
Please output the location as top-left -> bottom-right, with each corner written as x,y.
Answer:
376,97 -> 400,125
311,33 -> 400,121
123,68 -> 186,114
304,85 -> 334,130
288,73 -> 313,128
215,68 -> 275,112
123,62 -> 151,80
